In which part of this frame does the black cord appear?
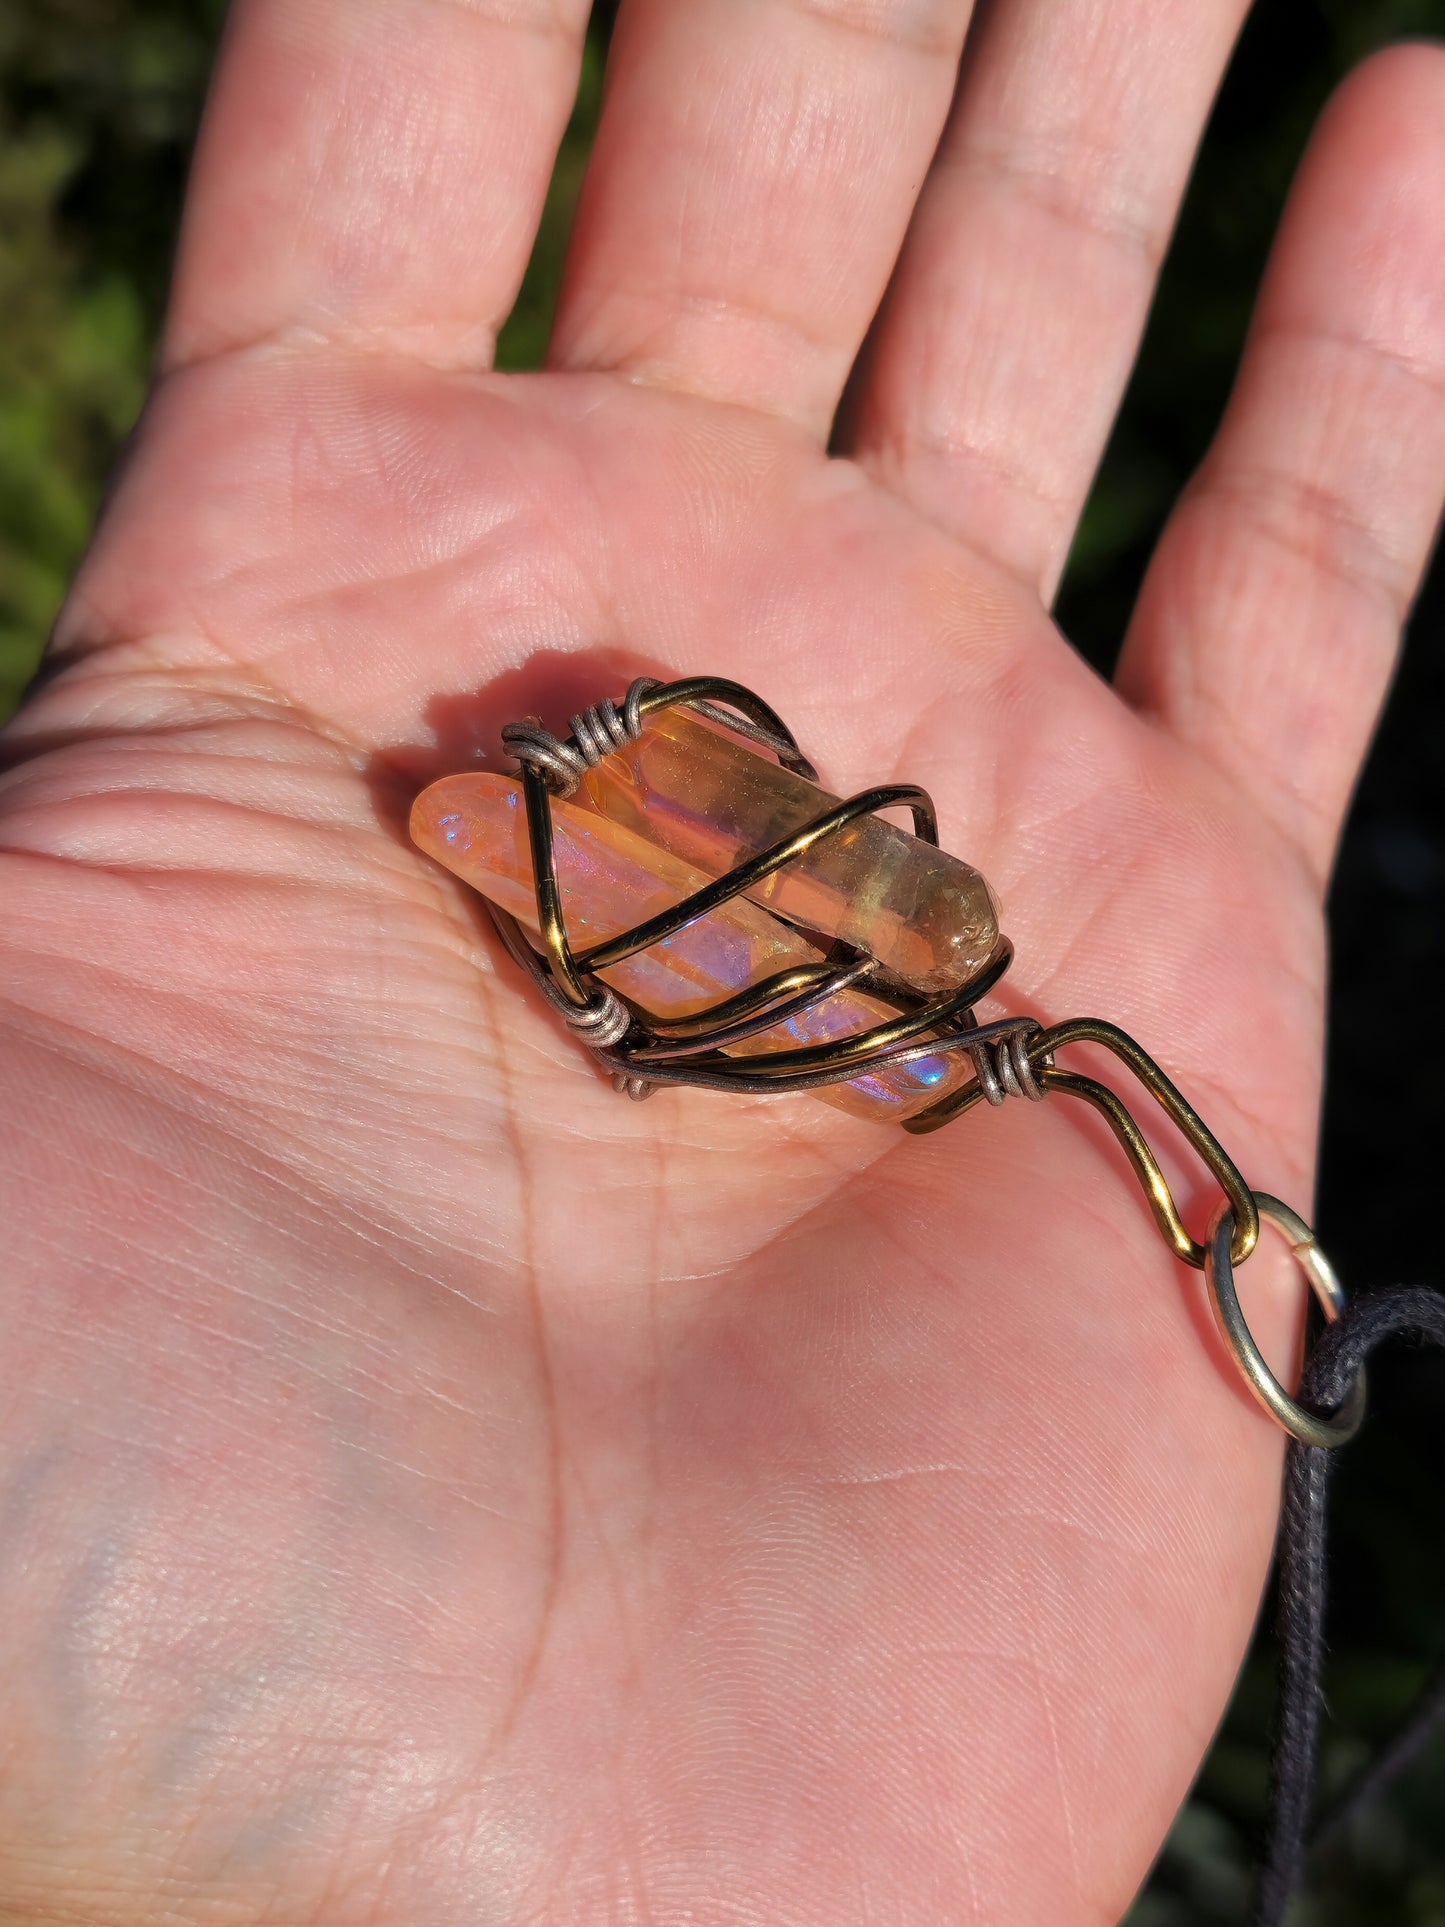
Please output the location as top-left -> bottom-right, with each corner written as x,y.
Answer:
1254,1288 -> 1445,1925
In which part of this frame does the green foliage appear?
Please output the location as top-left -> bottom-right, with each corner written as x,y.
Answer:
0,0 -> 223,708
1,3 -> 1443,1915
494,39 -> 607,376
0,118 -> 140,706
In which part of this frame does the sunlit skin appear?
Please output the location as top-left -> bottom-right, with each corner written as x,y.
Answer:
1,1 -> 1443,1920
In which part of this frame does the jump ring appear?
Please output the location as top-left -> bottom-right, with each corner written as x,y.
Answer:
1204,1191 -> 1366,1448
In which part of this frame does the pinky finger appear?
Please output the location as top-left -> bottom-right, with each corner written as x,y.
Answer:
1116,44 -> 1445,882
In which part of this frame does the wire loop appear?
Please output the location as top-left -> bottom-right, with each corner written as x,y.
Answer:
907,1014 -> 1257,1267
1204,1192 -> 1366,1447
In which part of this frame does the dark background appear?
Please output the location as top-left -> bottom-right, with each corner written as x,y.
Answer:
2,1 -> 1442,1917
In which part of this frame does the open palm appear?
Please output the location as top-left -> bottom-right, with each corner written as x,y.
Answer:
3,4 -> 1444,1921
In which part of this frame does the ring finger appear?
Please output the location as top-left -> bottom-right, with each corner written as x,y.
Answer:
846,0 -> 1249,599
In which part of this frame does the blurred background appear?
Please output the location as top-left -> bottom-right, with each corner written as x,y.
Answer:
1,0 -> 1443,1916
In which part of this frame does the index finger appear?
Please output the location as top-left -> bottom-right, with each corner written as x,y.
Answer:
164,0 -> 591,373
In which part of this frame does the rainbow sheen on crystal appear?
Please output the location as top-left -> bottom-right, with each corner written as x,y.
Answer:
578,708 -> 998,993
410,773 -> 968,1122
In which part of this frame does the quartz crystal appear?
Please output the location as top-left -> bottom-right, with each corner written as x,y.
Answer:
410,772 -> 970,1123
578,708 -> 998,993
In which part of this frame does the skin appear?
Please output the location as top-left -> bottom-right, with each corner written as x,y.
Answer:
1,2 -> 1443,1920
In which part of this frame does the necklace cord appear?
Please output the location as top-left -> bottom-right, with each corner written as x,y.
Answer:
1255,1286 -> 1445,1925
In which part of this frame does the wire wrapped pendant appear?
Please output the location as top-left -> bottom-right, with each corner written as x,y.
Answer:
410,675 -> 1025,1125
411,670 -> 1365,1446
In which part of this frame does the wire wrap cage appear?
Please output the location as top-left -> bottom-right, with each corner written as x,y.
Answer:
487,672 -> 1024,1130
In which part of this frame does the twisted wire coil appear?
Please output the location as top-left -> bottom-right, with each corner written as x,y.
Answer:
968,1022 -> 1045,1105
501,677 -> 660,799
503,676 -> 803,800
539,975 -> 633,1050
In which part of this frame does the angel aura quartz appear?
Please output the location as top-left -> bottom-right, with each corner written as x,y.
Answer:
579,708 -> 998,994
410,755 -> 980,1122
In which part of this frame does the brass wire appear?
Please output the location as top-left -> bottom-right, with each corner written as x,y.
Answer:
574,783 -> 938,973
639,959 -> 864,1039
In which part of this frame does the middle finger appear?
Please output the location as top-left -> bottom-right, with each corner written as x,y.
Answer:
548,0 -> 976,438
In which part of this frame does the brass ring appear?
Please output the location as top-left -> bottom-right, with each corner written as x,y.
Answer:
1204,1191 -> 1366,1448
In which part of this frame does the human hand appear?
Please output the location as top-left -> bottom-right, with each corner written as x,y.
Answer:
2,4 -> 1443,1920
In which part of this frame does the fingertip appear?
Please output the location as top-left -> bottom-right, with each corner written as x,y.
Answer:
1327,34 -> 1445,113
1262,40 -> 1445,372
1315,35 -> 1445,158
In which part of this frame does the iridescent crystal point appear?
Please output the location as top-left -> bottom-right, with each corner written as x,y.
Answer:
578,708 -> 998,993
410,773 -> 968,1123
